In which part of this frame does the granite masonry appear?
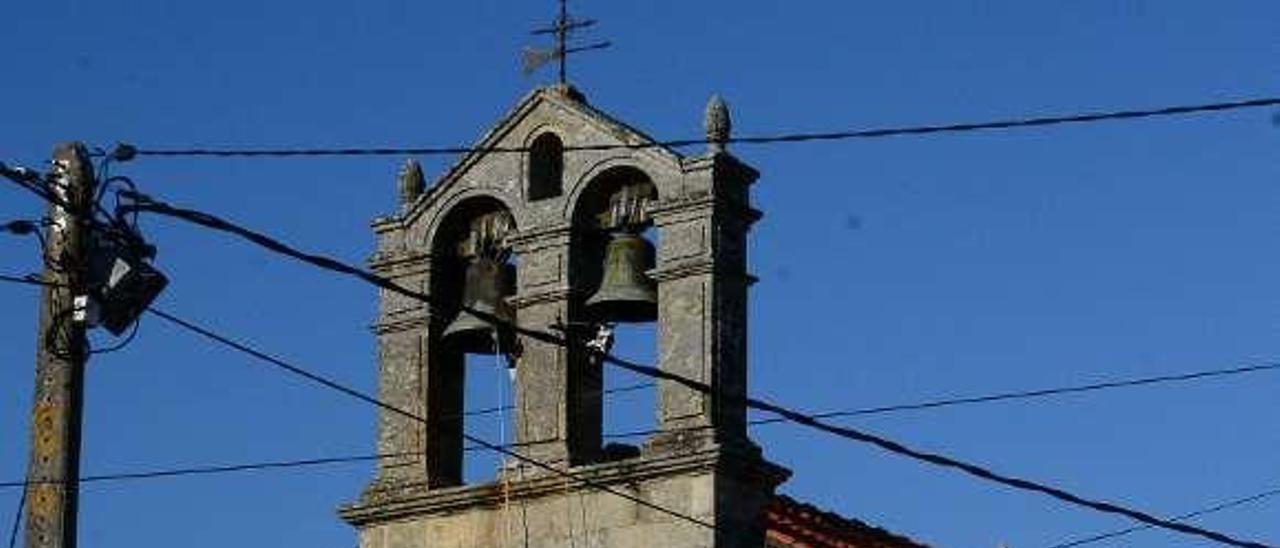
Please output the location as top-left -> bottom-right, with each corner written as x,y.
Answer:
339,84 -> 791,548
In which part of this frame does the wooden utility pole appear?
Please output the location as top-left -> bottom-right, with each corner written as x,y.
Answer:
23,142 -> 94,548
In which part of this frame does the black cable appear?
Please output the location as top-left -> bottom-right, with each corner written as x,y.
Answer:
88,316 -> 142,355
0,454 -> 405,489
6,482 -> 24,548
620,355 -> 1277,548
1,350 -> 1268,488
0,274 -> 59,288
460,381 -> 652,420
128,96 -> 1280,158
601,361 -> 1280,438
0,162 -> 58,205
144,307 -> 721,533
0,273 -> 642,414
760,363 -> 1280,423
1048,487 -> 1280,548
121,194 -> 1273,548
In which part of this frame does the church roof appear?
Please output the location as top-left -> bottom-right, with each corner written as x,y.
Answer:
764,495 -> 930,548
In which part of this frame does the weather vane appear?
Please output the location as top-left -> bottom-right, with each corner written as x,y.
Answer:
521,0 -> 611,84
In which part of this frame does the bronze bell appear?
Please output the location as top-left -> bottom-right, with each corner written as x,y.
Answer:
585,231 -> 657,323
442,256 -> 516,354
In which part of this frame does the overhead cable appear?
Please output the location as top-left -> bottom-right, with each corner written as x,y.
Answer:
1,353 -> 1272,489
0,274 -> 57,288
119,193 -> 1272,548
127,96 -> 1280,158
0,454 -> 398,489
6,482 -> 24,548
1048,487 -> 1280,548
143,307 -> 721,533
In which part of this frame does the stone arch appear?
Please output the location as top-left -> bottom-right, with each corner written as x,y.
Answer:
420,189 -> 522,252
525,128 -> 565,201
565,164 -> 663,463
420,194 -> 518,487
564,159 -> 661,225
566,164 -> 657,302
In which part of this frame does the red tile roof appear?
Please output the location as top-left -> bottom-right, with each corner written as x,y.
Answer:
763,494 -> 930,548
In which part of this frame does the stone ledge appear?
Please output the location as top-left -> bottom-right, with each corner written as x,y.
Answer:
649,261 -> 756,285
338,448 -> 788,527
369,315 -> 429,335
367,251 -> 430,272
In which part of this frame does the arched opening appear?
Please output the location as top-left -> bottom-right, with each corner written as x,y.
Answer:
568,165 -> 659,463
427,198 -> 517,487
527,132 -> 564,201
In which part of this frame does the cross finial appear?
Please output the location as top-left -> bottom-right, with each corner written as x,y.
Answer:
521,0 -> 610,84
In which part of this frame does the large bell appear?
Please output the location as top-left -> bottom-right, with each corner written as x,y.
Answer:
585,231 -> 657,323
442,256 -> 516,354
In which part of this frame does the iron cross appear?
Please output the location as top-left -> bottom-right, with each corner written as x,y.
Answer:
523,0 -> 610,83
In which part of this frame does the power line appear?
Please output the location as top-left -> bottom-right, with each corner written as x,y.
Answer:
4,272 -> 652,425
117,195 -> 1273,547
0,355 -> 1273,488
2,264 -> 1275,415
4,259 -> 1272,416
6,482 -> 24,548
0,274 -> 56,288
143,307 -> 722,534
1048,487 -> 1280,548
128,95 -> 1280,158
0,454 -> 398,489
757,363 -> 1280,422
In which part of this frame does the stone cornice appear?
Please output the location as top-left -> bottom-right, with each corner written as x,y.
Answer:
338,450 -> 788,527
367,251 -> 429,273
650,261 -> 757,285
649,197 -> 761,227
370,215 -> 403,233
369,315 -> 429,335
507,223 -> 573,252
681,152 -> 761,185
506,287 -> 572,309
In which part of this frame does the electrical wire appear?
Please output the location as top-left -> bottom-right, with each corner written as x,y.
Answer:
0,274 -> 59,288
126,95 -> 1280,158
6,482 -> 24,548
754,363 -> 1280,423
0,454 -> 404,489
1,348 -> 1270,488
119,194 -> 1274,548
143,307 -> 722,534
1047,487 -> 1280,548
604,361 -> 1280,438
0,268 -> 650,417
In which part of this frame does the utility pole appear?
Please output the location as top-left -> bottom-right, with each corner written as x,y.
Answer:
23,142 -> 95,548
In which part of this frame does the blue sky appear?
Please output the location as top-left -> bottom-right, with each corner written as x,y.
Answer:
2,2 -> 1279,547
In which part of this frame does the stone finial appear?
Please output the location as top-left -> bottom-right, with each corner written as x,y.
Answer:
704,94 -> 731,153
397,159 -> 425,207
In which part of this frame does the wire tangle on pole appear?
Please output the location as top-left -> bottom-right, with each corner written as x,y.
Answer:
2,157 -> 160,360
116,191 -> 1273,548
125,95 -> 1280,158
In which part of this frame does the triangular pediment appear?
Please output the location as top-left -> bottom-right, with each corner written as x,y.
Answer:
401,85 -> 686,223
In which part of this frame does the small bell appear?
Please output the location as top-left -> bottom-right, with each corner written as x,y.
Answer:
442,256 -> 516,354
585,231 -> 657,323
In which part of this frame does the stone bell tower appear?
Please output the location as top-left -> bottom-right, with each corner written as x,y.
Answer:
340,85 -> 789,547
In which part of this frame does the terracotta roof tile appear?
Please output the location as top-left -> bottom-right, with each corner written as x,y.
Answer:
763,494 -> 930,548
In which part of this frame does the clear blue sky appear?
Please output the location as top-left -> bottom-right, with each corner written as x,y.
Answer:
2,2 -> 1278,547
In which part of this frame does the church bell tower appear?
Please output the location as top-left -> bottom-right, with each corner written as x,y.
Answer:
339,84 -> 789,547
